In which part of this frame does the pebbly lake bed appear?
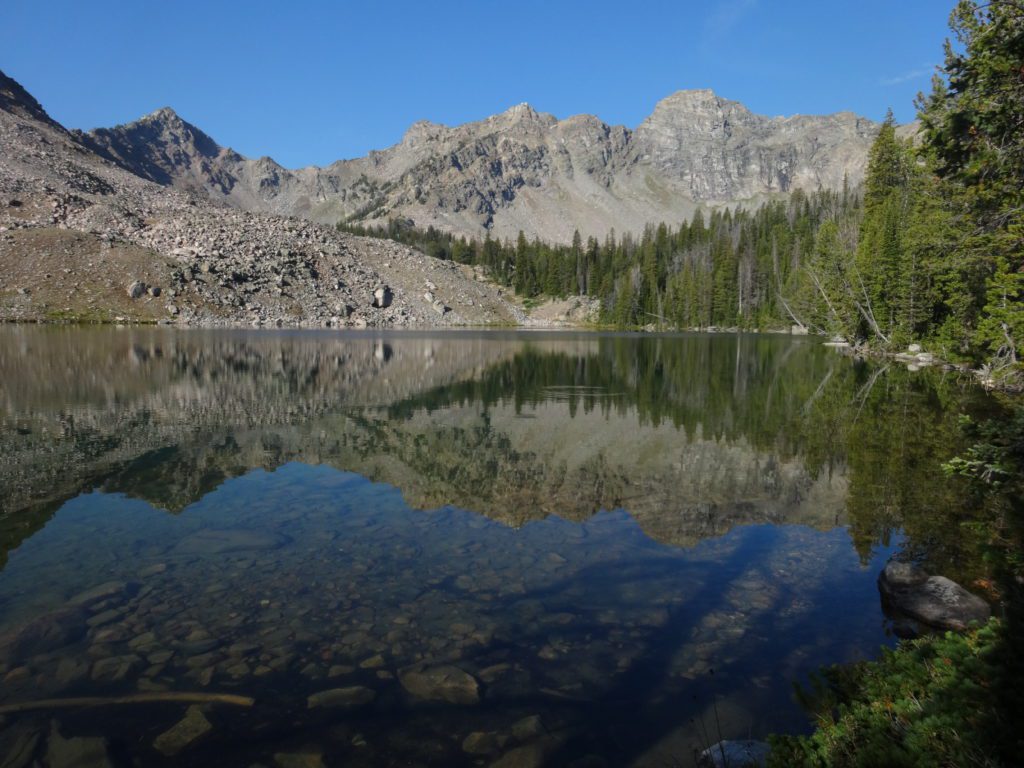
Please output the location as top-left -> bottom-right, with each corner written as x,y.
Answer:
0,327 -> 1000,766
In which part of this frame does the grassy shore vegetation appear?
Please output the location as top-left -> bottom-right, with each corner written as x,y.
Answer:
766,621 -> 1012,767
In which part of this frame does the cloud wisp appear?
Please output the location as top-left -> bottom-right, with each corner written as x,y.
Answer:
703,0 -> 759,41
879,67 -> 933,86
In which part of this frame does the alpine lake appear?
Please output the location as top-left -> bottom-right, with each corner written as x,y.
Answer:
0,327 -> 1001,767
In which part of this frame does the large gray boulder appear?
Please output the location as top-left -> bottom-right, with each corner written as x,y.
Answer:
371,286 -> 392,309
878,561 -> 991,631
399,665 -> 479,705
153,706 -> 212,757
0,606 -> 87,663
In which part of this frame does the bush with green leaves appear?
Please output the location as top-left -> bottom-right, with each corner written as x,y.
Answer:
768,620 -> 1012,767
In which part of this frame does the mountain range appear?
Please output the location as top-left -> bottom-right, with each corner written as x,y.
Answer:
78,90 -> 890,243
1,67 -> 903,327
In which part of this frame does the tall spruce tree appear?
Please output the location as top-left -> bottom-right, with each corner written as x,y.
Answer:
855,111 -> 919,343
918,0 -> 1024,363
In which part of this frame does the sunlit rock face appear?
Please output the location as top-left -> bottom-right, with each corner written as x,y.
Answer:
83,92 -> 889,243
628,90 -> 877,201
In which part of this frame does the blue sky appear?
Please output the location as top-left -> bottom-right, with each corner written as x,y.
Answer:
3,0 -> 952,168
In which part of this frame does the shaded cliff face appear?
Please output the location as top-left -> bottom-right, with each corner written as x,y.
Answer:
82,92 -> 889,243
0,71 -> 60,128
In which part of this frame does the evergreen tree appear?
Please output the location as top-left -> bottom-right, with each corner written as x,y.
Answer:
918,0 -> 1024,364
855,112 -> 918,343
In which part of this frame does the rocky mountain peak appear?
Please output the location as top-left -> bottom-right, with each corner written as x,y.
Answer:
114,107 -> 221,156
658,88 -> 721,104
139,106 -> 186,126
641,89 -> 757,133
489,102 -> 557,133
80,105 -> 223,186
402,119 -> 448,146
0,69 -> 60,128
501,102 -> 538,118
253,155 -> 284,170
626,88 -> 874,204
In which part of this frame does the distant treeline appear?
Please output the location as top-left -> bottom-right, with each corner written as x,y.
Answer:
338,189 -> 861,332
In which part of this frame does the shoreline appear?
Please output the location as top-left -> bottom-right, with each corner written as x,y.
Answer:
3,315 -> 1017,391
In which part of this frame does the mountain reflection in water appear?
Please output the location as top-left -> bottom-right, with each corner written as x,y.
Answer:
0,327 -> 995,766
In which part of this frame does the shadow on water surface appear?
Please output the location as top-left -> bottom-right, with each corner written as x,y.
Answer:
0,327 -> 1004,765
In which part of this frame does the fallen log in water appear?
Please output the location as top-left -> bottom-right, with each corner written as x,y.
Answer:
0,691 -> 255,714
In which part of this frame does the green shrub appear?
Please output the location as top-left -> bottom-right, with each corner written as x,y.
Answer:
768,620 -> 1012,767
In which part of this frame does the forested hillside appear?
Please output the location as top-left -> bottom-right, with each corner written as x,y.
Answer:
341,190 -> 859,332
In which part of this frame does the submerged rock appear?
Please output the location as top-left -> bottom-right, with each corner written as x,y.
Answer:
479,662 -> 511,683
698,740 -> 770,768
463,731 -> 502,755
153,705 -> 213,756
90,654 -> 141,682
46,722 -> 113,768
488,734 -> 572,768
489,742 -> 546,768
54,657 -> 90,687
274,752 -> 326,768
0,721 -> 42,768
306,686 -> 376,710
173,528 -> 289,555
4,665 -> 31,685
67,580 -> 137,608
0,606 -> 87,663
511,715 -> 545,742
86,609 -> 122,628
399,664 -> 479,705
878,561 -> 991,631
